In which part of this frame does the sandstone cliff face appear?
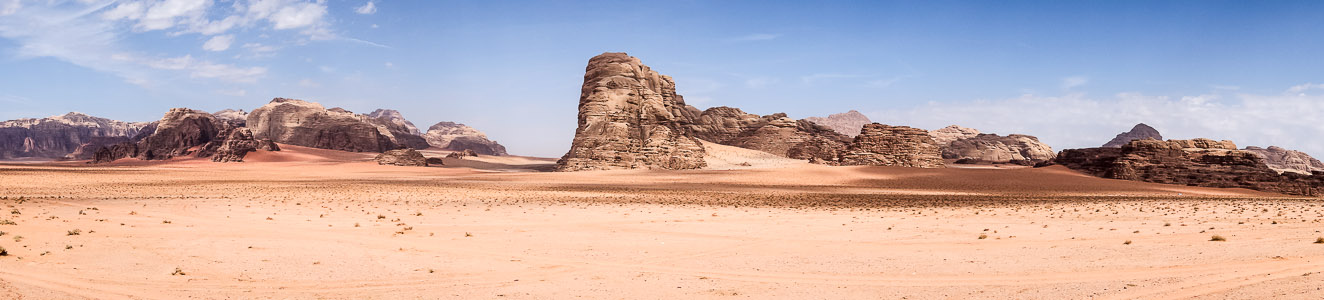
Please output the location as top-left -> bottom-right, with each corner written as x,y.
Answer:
838,123 -> 944,168
366,109 -> 431,150
556,52 -> 707,171
212,109 -> 248,123
136,108 -> 223,160
1243,146 -> 1324,175
1103,123 -> 1163,148
941,134 -> 1056,165
928,125 -> 981,146
247,98 -> 399,152
0,112 -> 151,159
423,122 -> 508,156
1055,139 -> 1324,196
805,110 -> 872,137
684,107 -> 851,161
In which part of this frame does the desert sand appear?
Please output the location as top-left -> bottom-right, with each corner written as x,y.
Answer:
1,145 -> 1323,299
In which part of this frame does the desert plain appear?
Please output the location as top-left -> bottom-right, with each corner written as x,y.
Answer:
1,145 -> 1323,299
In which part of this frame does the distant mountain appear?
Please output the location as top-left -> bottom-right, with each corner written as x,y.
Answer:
1243,146 -> 1324,175
805,110 -> 872,137
1103,123 -> 1162,148
0,112 -> 151,159
365,109 -> 430,149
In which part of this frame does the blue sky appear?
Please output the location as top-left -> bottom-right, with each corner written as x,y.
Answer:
3,1 -> 1324,157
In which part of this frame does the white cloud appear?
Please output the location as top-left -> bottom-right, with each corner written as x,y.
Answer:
384,62 -> 393,67
216,88 -> 248,96
141,55 -> 267,82
869,85 -> 1324,159
0,0 -> 21,16
298,78 -> 319,87
202,34 -> 234,51
1287,83 -> 1324,94
355,1 -> 376,14
1061,76 -> 1088,90
731,33 -> 780,42
744,77 -> 777,88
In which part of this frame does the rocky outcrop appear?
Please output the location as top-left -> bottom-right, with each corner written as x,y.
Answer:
425,157 -> 444,165
556,52 -> 707,171
375,149 -> 428,166
941,134 -> 1056,165
367,109 -> 431,150
247,98 -> 399,152
805,110 -> 872,137
136,108 -> 223,160
197,127 -> 280,163
447,149 -> 478,159
423,122 -> 508,156
684,107 -> 851,162
0,112 -> 151,159
1056,139 -> 1324,196
1103,123 -> 1163,148
838,123 -> 944,168
928,125 -> 981,145
212,109 -> 248,123
1243,146 -> 1324,175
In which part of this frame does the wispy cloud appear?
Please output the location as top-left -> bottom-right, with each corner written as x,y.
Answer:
355,1 -> 377,15
730,33 -> 781,42
1061,76 -> 1088,90
202,34 -> 234,51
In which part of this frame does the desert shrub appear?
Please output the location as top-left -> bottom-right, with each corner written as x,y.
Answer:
1210,235 -> 1226,242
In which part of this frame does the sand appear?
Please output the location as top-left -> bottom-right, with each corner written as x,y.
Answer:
1,146 -> 1323,299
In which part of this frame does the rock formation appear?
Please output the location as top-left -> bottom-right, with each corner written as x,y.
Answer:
556,52 -> 707,171
941,134 -> 1056,165
367,109 -> 431,150
684,107 -> 851,162
247,98 -> 399,152
838,123 -> 945,168
212,109 -> 248,123
805,110 -> 872,137
447,149 -> 478,159
1243,146 -> 1324,175
1103,123 -> 1163,148
0,112 -> 151,159
375,149 -> 428,166
1055,139 -> 1324,196
423,122 -> 508,156
136,108 -> 223,160
425,157 -> 444,165
928,125 -> 981,145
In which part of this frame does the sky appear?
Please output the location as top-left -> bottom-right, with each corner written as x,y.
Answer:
2,1 -> 1324,158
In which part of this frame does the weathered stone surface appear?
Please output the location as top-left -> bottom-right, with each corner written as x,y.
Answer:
0,112 -> 151,159
446,149 -> 478,159
1243,146 -> 1324,175
424,122 -> 507,156
425,157 -> 444,165
839,123 -> 944,168
367,109 -> 431,150
65,136 -> 132,160
685,107 -> 851,163
90,142 -> 139,164
940,133 -> 1056,165
136,108 -> 222,160
212,109 -> 248,123
1056,139 -> 1324,196
375,149 -> 428,166
556,52 -> 707,171
247,98 -> 399,152
805,110 -> 872,137
928,125 -> 981,146
1103,123 -> 1163,148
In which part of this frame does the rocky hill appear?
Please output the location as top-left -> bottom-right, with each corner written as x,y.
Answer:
928,125 -> 1055,165
0,112 -> 151,159
423,122 -> 508,156
1055,138 -> 1323,196
685,107 -> 850,162
839,123 -> 944,168
804,110 -> 872,137
556,52 -> 708,171
1103,123 -> 1163,148
365,109 -> 431,150
247,98 -> 400,152
1243,146 -> 1324,175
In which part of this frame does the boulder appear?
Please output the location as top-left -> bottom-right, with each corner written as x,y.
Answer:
804,110 -> 872,137
556,52 -> 707,171
247,98 -> 399,152
1056,139 -> 1324,196
839,123 -> 945,168
1103,123 -> 1163,148
1243,146 -> 1324,175
375,149 -> 428,166
446,149 -> 478,159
